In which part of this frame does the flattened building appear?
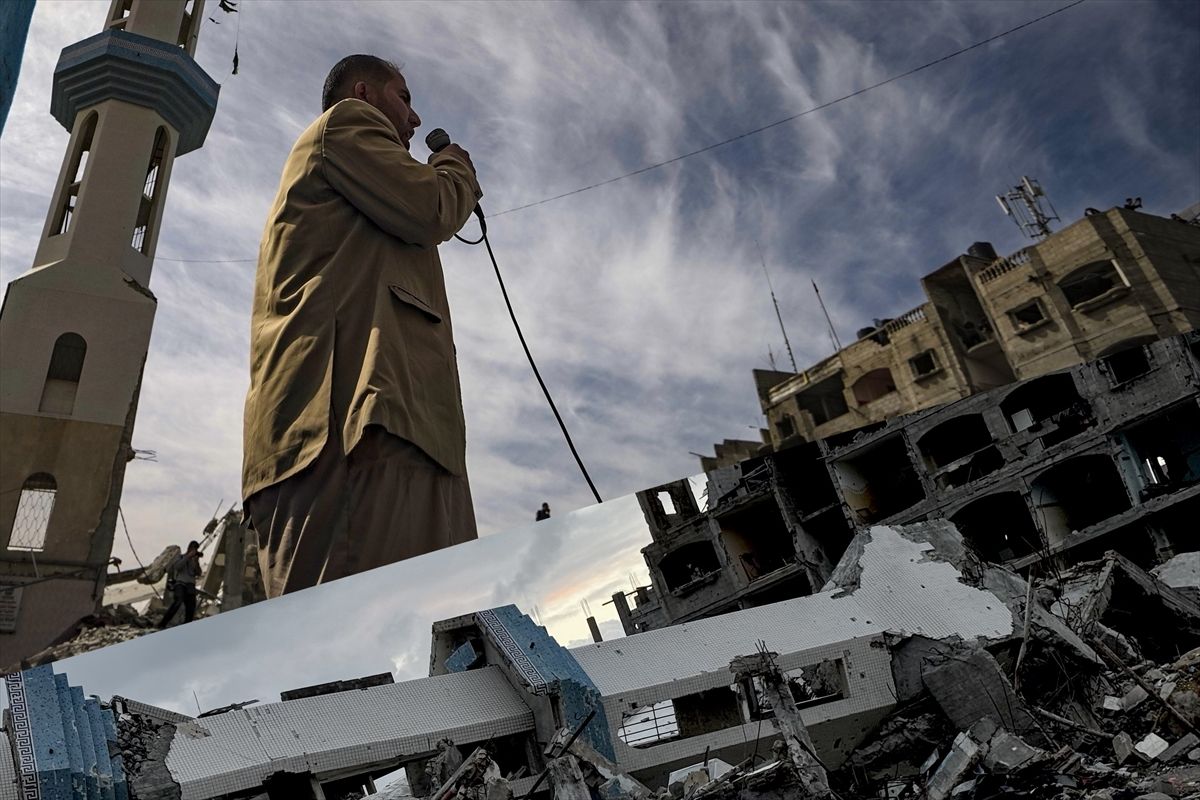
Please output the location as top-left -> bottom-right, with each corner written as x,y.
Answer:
2,526 -> 1019,800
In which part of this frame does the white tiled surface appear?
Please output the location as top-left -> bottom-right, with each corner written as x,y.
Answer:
605,635 -> 897,773
0,728 -> 17,800
167,666 -> 533,800
571,525 -> 1014,696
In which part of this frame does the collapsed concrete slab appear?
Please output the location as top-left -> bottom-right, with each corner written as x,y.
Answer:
3,523 -> 1021,799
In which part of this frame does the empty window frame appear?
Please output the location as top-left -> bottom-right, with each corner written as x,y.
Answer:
1007,299 -> 1046,332
739,659 -> 847,720
850,368 -> 897,405
132,127 -> 169,253
178,0 -> 200,51
51,112 -> 98,236
909,349 -> 939,379
1058,260 -> 1130,309
38,332 -> 87,415
8,474 -> 57,551
108,0 -> 133,28
776,413 -> 796,440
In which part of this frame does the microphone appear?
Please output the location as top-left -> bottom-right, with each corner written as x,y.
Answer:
425,128 -> 452,153
425,128 -> 485,236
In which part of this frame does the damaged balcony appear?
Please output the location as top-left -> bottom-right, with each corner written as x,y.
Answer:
1000,371 -> 1096,453
831,435 -> 925,525
916,413 -> 1005,491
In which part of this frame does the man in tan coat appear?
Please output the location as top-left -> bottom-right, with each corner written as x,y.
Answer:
242,55 -> 482,597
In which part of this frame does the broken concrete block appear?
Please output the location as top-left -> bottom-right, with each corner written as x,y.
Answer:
922,646 -> 1037,736
926,732 -> 982,800
1102,695 -> 1123,711
982,729 -> 1042,773
1136,733 -> 1170,760
1158,734 -> 1200,763
1113,732 -> 1136,765
1189,747 -> 1200,762
1161,681 -> 1178,699
1123,685 -> 1150,711
681,768 -> 710,796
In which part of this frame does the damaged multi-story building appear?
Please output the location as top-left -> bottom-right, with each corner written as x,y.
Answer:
706,202 -> 1200,467
6,520 -> 1199,800
617,332 -> 1199,635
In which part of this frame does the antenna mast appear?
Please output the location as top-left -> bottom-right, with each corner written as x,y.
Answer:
757,241 -> 798,372
812,281 -> 842,353
996,176 -> 1060,240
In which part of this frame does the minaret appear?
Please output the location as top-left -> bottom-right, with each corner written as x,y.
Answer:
0,0 -> 218,666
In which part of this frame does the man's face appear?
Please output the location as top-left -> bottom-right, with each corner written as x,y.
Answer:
366,72 -> 421,150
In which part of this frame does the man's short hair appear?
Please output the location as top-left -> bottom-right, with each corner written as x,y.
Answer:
322,55 -> 402,112
187,540 -> 200,551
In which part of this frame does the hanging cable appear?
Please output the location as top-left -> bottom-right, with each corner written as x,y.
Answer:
457,213 -> 603,503
119,505 -> 163,601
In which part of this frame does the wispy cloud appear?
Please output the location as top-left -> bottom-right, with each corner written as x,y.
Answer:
2,0 -> 1196,574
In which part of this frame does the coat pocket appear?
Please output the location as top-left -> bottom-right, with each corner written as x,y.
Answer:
389,284 -> 443,323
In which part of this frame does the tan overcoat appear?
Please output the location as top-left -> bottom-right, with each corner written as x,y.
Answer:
242,98 -> 482,500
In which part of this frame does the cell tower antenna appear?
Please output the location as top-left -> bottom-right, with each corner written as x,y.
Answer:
996,176 -> 1060,240
812,280 -> 843,352
757,240 -> 798,372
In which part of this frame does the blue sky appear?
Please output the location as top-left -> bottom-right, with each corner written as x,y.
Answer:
1,0 -> 1197,567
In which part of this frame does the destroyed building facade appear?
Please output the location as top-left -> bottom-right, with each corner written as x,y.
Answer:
6,520 -> 1199,800
706,204 -> 1200,468
618,332 -> 1199,635
0,0 -> 219,665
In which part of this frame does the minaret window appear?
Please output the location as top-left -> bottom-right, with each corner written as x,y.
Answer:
7,474 -> 57,552
50,112 -> 98,236
178,0 -> 200,52
38,333 -> 87,415
132,127 -> 168,253
108,0 -> 133,30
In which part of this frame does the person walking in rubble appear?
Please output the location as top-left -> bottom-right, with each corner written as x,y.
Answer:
536,502 -> 551,521
242,55 -> 484,597
158,541 -> 203,628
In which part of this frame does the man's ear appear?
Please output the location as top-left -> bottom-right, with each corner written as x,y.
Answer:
352,80 -> 370,102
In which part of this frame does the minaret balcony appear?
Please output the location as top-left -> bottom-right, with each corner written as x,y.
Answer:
50,29 -> 218,155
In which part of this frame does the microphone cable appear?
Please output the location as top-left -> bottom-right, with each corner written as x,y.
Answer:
455,210 -> 604,504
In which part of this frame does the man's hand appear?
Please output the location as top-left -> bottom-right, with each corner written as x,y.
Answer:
436,143 -> 476,175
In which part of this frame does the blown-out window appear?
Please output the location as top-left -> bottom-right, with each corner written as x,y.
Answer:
1058,260 -> 1129,308
7,474 -> 57,552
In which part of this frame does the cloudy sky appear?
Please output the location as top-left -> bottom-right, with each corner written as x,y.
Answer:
2,0 -> 1197,569
50,481 -> 677,715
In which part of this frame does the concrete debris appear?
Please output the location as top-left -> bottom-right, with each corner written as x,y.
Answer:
729,649 -> 831,798
139,545 -> 182,584
9,519 -> 1200,800
1114,731 -> 1136,764
1136,734 -> 1171,760
1152,553 -> 1200,606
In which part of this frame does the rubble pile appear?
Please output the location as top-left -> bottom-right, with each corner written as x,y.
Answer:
22,603 -> 158,665
826,544 -> 1200,800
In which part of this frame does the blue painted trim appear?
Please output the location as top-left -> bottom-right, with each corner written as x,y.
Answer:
50,29 -> 219,154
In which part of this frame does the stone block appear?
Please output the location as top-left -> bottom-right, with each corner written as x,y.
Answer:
1158,734 -> 1200,764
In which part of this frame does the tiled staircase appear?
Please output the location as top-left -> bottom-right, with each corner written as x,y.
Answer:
2,665 -> 128,800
